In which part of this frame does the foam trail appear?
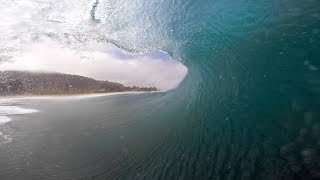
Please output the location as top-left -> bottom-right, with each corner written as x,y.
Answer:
0,101 -> 39,143
0,106 -> 39,116
0,102 -> 39,125
0,116 -> 11,125
0,131 -> 12,143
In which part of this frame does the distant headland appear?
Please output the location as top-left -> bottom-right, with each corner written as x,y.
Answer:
0,71 -> 158,96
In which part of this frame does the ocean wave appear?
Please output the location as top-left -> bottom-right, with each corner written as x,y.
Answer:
0,0 -> 319,179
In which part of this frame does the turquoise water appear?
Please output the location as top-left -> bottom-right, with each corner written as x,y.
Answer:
1,0 -> 320,179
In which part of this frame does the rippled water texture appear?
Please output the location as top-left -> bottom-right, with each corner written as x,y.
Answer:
0,0 -> 320,179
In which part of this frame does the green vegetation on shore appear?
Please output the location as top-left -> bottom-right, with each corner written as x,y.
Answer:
0,71 -> 158,96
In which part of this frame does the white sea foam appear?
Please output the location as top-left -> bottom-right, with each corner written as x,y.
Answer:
0,101 -> 39,144
0,103 -> 39,126
0,131 -> 12,143
0,116 -> 12,125
0,106 -> 38,116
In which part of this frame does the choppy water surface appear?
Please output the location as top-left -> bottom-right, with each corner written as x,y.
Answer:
0,0 -> 320,179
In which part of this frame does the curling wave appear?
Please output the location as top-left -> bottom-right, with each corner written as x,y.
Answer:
0,0 -> 320,179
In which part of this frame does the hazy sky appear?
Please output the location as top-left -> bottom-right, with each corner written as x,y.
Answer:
0,39 -> 187,90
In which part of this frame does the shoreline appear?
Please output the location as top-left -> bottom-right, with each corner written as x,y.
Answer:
0,91 -> 161,101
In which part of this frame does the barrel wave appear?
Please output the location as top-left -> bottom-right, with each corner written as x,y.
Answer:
1,0 -> 320,179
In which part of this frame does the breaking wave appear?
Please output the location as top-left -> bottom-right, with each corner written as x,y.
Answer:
0,0 -> 320,179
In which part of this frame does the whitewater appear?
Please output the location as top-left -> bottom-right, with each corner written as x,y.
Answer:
0,0 -> 320,179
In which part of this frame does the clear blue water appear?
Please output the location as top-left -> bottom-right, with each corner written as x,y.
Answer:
1,0 -> 320,179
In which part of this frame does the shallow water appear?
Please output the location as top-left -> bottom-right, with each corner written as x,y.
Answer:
0,92 -> 185,179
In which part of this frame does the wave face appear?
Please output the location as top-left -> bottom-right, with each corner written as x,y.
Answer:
1,0 -> 320,179
91,0 -> 320,179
